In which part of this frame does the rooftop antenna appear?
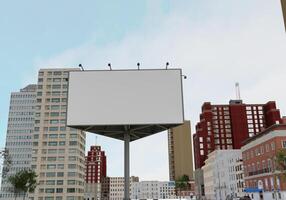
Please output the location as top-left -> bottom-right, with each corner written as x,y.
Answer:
137,62 -> 140,70
79,64 -> 84,71
235,82 -> 241,100
166,62 -> 169,69
95,135 -> 98,146
108,63 -> 112,70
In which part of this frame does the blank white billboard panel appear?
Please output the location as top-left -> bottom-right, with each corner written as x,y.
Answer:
67,69 -> 184,140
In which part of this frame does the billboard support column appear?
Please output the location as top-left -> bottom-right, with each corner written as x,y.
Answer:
124,129 -> 130,200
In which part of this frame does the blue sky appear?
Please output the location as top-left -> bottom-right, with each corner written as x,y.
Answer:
1,0 -> 286,180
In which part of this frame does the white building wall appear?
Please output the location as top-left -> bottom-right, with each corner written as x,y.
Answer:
131,181 -> 177,199
0,85 -> 36,200
203,150 -> 243,200
109,177 -> 139,200
202,153 -> 215,200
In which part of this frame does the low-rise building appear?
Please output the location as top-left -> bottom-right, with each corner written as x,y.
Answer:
241,124 -> 286,200
102,176 -> 139,200
176,180 -> 196,199
203,150 -> 243,200
131,181 -> 177,199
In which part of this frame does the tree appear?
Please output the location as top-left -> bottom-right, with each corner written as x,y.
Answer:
175,175 -> 190,199
0,148 -> 12,178
8,169 -> 37,200
276,149 -> 286,176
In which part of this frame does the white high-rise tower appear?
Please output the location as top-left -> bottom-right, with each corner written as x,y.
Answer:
0,84 -> 36,200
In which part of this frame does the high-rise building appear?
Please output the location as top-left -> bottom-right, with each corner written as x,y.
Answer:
85,146 -> 106,200
168,120 -> 194,181
193,100 -> 281,169
29,68 -> 86,200
0,85 -> 36,200
85,146 -> 106,183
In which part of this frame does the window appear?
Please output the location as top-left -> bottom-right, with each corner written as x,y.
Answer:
260,146 -> 264,154
68,180 -> 76,185
56,188 -> 63,193
59,141 -> 66,146
57,164 -> 64,169
46,172 -> 56,177
51,98 -> 60,102
39,71 -> 44,76
50,112 -> 59,117
45,188 -> 55,193
57,180 -> 64,185
50,120 -> 59,124
271,142 -> 275,150
67,188 -> 75,193
53,78 -> 61,82
51,105 -> 60,110
47,164 -> 56,169
48,142 -> 57,146
266,144 -> 269,152
54,71 -> 62,75
57,172 -> 64,177
49,127 -> 58,131
52,85 -> 61,89
47,157 -> 56,161
46,180 -> 55,185
282,141 -> 286,148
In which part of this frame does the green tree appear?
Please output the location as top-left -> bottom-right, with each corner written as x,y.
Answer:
175,175 -> 190,199
276,149 -> 286,176
8,169 -> 37,200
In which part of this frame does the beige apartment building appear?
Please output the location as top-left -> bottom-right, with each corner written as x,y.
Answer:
101,176 -> 139,200
29,68 -> 86,200
168,120 -> 194,181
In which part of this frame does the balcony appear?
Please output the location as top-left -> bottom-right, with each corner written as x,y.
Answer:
248,168 -> 271,176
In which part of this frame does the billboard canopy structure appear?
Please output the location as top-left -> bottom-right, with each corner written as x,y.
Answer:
67,69 -> 184,141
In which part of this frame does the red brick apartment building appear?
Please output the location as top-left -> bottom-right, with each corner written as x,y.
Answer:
241,124 -> 286,199
85,145 -> 107,183
193,100 -> 281,169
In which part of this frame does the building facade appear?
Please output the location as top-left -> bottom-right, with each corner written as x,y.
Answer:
29,68 -> 86,200
203,150 -> 244,200
241,124 -> 286,200
0,85 -> 36,200
102,176 -> 139,200
168,120 -> 194,181
131,181 -> 177,199
84,146 -> 106,200
235,158 -> 245,198
193,100 -> 281,170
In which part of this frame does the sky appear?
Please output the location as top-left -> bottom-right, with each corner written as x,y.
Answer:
0,0 -> 285,181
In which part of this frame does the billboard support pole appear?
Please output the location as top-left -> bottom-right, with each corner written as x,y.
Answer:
124,129 -> 130,200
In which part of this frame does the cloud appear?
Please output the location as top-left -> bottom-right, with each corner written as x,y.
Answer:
34,0 -> 286,180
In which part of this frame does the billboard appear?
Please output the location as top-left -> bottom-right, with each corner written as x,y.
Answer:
67,69 -> 184,140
